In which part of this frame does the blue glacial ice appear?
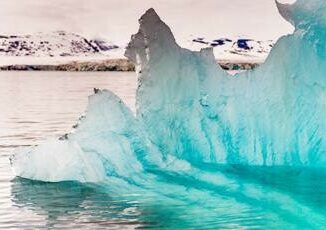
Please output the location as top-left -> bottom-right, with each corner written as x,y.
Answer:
9,1 -> 326,227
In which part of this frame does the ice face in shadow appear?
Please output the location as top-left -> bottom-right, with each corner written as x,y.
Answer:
11,0 -> 325,184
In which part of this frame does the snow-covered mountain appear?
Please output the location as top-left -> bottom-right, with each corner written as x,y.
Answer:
0,31 -> 119,58
189,37 -> 274,62
0,0 -> 293,45
0,0 -> 291,68
0,31 -> 275,69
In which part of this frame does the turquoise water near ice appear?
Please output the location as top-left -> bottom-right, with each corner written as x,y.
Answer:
0,72 -> 325,229
10,167 -> 326,229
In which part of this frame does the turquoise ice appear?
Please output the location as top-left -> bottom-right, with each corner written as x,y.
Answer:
10,1 -> 326,228
125,0 -> 325,167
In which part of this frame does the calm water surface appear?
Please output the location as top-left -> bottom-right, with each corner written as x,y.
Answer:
0,71 -> 325,229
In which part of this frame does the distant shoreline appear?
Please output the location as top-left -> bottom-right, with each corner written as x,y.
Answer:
0,59 -> 262,72
0,59 -> 135,72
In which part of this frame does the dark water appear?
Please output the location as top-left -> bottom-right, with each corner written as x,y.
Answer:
0,71 -> 325,229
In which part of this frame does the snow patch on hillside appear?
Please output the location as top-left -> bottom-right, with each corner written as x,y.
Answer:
0,31 -> 274,66
189,37 -> 274,63
0,31 -> 123,65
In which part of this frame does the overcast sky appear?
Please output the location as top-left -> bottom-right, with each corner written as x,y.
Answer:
0,0 -> 295,45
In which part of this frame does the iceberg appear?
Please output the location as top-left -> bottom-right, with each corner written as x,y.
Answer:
125,1 -> 325,168
11,0 -> 325,184
9,1 -> 326,227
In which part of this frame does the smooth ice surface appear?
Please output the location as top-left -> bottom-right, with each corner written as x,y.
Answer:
9,1 -> 326,228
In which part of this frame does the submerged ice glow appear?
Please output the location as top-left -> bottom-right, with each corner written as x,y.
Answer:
9,1 -> 326,228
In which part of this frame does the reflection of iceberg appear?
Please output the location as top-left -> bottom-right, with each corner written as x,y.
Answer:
11,167 -> 326,228
9,1 -> 326,227
10,178 -> 153,228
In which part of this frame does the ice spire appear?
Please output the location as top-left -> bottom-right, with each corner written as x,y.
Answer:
275,0 -> 295,25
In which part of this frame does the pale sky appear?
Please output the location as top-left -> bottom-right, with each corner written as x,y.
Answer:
0,0 -> 295,46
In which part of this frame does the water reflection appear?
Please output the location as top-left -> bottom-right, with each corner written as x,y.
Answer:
11,178 -> 148,229
10,165 -> 326,229
10,177 -> 192,229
